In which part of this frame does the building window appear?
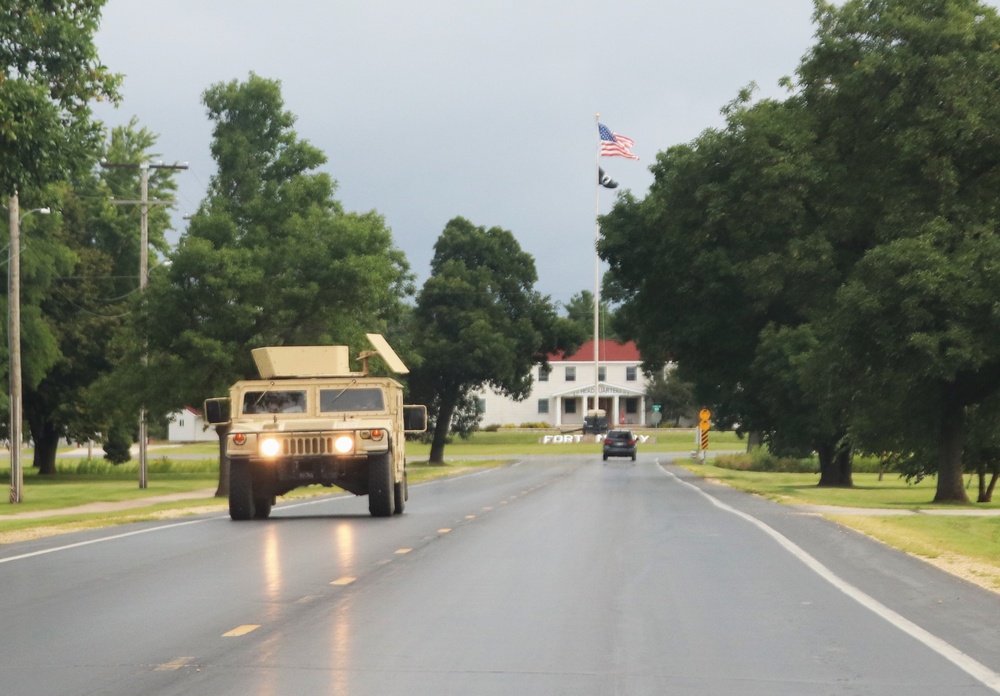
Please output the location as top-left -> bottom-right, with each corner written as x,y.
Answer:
537,399 -> 549,414
178,419 -> 185,427
625,398 -> 638,414
564,399 -> 577,414
626,366 -> 637,381
598,366 -> 606,382
565,366 -> 576,382
538,365 -> 550,382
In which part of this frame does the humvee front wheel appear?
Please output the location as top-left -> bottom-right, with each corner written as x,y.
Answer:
393,470 -> 407,515
229,460 -> 255,521
253,495 -> 273,519
368,452 -> 395,517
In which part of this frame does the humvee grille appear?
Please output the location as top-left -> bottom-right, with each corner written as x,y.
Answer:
282,436 -> 337,456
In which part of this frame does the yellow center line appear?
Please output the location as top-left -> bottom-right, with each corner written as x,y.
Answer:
395,548 -> 412,554
223,624 -> 260,637
330,577 -> 356,586
438,528 -> 452,533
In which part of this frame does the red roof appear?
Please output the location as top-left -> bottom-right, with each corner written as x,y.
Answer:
549,340 -> 641,363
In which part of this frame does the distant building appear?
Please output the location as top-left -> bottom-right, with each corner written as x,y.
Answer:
166,406 -> 216,442
478,340 -> 651,428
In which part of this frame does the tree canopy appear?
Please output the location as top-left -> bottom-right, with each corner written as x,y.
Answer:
134,74 -> 413,425
601,0 -> 1000,500
408,216 -> 579,463
0,0 -> 121,194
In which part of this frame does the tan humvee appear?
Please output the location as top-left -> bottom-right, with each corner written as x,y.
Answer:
204,334 -> 427,519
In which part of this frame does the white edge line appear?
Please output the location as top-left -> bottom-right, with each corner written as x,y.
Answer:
0,460 -> 519,564
0,516 -> 220,565
661,467 -> 1000,693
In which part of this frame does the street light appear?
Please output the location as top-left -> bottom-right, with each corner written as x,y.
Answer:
8,193 -> 51,503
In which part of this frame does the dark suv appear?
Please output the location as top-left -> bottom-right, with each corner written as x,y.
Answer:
602,429 -> 637,461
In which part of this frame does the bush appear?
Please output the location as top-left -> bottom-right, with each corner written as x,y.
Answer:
714,447 -> 818,473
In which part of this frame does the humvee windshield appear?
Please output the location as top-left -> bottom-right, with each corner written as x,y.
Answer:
243,390 -> 307,414
320,387 -> 385,412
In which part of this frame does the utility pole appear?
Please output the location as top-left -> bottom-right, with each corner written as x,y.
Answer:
8,193 -> 50,503
9,193 -> 21,503
101,160 -> 187,488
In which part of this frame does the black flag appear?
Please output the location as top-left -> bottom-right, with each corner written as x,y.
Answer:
599,167 -> 618,189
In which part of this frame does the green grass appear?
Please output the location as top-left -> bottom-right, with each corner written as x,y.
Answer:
405,428 -> 744,457
677,461 -> 1000,591
679,463 -> 1000,510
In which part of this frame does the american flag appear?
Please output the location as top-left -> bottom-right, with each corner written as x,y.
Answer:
598,123 -> 638,160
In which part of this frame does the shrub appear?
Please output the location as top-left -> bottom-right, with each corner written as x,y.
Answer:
714,447 -> 818,473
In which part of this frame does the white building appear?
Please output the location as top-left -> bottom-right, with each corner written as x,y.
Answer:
166,406 -> 216,442
478,340 -> 650,428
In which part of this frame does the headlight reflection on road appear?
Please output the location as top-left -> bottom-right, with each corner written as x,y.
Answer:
330,523 -> 356,695
262,525 -> 283,620
333,523 -> 356,568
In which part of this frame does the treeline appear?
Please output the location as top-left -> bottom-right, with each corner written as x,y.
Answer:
599,0 -> 1000,502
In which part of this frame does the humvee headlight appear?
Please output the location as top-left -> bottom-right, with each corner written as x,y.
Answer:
334,435 -> 354,454
260,437 -> 281,457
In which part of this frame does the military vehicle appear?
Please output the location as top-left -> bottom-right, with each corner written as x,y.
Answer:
203,334 -> 427,520
582,408 -> 609,434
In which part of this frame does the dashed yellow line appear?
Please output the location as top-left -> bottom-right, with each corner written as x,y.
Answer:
395,548 -> 412,554
330,576 -> 356,586
223,624 -> 260,637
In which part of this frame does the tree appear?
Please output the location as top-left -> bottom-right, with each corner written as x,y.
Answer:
0,1 -> 121,195
408,217 -> 579,463
131,74 -> 413,493
600,93 -> 855,484
0,121 -> 177,474
799,0 -> 1000,502
563,290 -> 617,342
643,370 -> 694,427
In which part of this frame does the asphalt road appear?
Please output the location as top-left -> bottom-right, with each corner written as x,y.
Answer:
2,453 -> 1000,695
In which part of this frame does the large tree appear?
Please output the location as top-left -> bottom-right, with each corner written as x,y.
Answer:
408,217 -> 579,463
0,0 -> 120,194
600,93 -> 855,484
800,0 -> 1000,502
130,74 -> 413,492
602,0 -> 1000,499
6,121 -> 178,473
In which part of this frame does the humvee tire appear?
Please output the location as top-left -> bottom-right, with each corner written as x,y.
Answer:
229,460 -> 255,521
368,452 -> 395,517
393,470 -> 407,515
253,495 -> 273,519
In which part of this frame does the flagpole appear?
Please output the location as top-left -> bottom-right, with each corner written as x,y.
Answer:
593,113 -> 601,424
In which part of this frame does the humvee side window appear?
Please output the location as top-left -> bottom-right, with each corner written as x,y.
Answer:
320,387 -> 385,412
243,390 -> 307,414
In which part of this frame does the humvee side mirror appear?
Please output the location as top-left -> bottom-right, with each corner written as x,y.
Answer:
204,397 -> 232,425
403,405 -> 427,433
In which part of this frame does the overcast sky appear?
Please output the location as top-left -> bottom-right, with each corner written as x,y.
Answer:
92,1 -> 839,306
